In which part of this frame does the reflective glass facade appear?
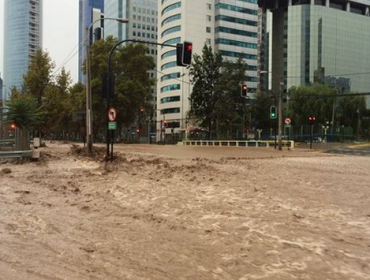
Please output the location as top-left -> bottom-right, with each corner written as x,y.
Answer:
0,75 -> 3,100
287,5 -> 370,93
78,0 -> 104,83
104,0 -> 127,41
3,0 -> 43,98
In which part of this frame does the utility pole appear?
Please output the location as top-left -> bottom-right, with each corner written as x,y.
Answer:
85,26 -> 93,155
278,78 -> 284,150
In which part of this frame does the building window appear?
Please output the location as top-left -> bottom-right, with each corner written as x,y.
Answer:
161,50 -> 177,60
161,26 -> 181,37
161,72 -> 181,81
161,96 -> 181,103
206,27 -> 211,33
161,61 -> 177,70
207,3 -> 212,10
161,84 -> 180,93
207,15 -> 212,21
163,37 -> 181,45
215,26 -> 257,38
162,2 -> 181,15
161,108 -> 180,114
162,14 -> 181,26
206,38 -> 211,45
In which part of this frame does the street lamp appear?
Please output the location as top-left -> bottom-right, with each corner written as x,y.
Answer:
322,121 -> 330,143
85,17 -> 129,155
261,71 -> 284,150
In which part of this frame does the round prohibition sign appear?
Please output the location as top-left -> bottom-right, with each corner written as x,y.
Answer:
108,107 -> 117,122
284,118 -> 291,124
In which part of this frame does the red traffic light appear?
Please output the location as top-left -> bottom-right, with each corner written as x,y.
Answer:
241,84 -> 248,97
308,116 -> 316,122
136,129 -> 140,134
9,123 -> 16,130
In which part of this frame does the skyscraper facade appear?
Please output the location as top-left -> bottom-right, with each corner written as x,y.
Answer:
0,73 -> 3,101
258,0 -> 370,95
3,0 -> 43,100
157,0 -> 259,139
78,0 -> 104,83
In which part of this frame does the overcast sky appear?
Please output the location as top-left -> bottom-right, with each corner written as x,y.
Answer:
0,0 -> 79,83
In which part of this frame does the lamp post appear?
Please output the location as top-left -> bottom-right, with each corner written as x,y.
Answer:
277,78 -> 284,150
260,71 -> 283,150
85,17 -> 128,156
322,121 -> 330,143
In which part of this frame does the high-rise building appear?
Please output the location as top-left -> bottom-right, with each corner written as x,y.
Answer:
0,73 -> 3,101
78,0 -> 104,83
3,0 -> 43,100
157,0 -> 259,140
258,0 -> 370,96
104,0 -> 158,140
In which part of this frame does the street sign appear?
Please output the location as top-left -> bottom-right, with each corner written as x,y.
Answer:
284,117 -> 291,124
108,107 -> 117,122
108,122 -> 117,130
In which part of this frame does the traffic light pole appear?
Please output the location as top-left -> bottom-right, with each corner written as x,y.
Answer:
106,40 -> 188,161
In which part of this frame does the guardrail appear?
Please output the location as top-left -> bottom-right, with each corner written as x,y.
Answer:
180,140 -> 294,149
0,150 -> 32,160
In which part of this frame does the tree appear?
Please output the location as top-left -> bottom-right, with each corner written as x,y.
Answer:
252,91 -> 275,132
5,91 -> 41,149
189,45 -> 248,139
287,84 -> 336,127
23,50 -> 55,107
88,37 -> 155,134
41,68 -> 73,135
189,45 -> 223,139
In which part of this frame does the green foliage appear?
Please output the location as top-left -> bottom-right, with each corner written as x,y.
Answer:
189,45 -> 248,138
89,38 -> 155,130
252,91 -> 275,130
40,68 -> 73,132
287,84 -> 368,139
287,84 -> 336,126
23,50 -> 55,106
5,92 -> 42,130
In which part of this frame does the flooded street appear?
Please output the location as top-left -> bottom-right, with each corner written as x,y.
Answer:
0,143 -> 369,279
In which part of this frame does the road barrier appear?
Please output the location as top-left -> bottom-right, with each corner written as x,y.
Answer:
0,150 -> 32,160
180,140 -> 294,149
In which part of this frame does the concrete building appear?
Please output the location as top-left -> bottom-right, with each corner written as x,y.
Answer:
78,0 -> 104,83
258,0 -> 370,96
3,0 -> 43,100
157,0 -> 259,140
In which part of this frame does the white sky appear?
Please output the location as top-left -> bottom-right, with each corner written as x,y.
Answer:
0,0 -> 79,84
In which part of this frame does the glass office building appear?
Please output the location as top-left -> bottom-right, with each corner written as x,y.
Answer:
3,0 -> 43,99
259,0 -> 370,96
78,0 -> 104,83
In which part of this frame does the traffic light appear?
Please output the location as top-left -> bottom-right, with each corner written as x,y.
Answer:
140,107 -> 144,115
163,120 -> 169,128
308,116 -> 316,123
9,123 -> 16,130
270,106 -> 277,119
241,84 -> 248,97
176,41 -> 193,66
136,129 -> 140,134
182,41 -> 193,65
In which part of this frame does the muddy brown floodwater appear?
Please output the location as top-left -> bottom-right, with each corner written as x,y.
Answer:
0,142 -> 370,280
